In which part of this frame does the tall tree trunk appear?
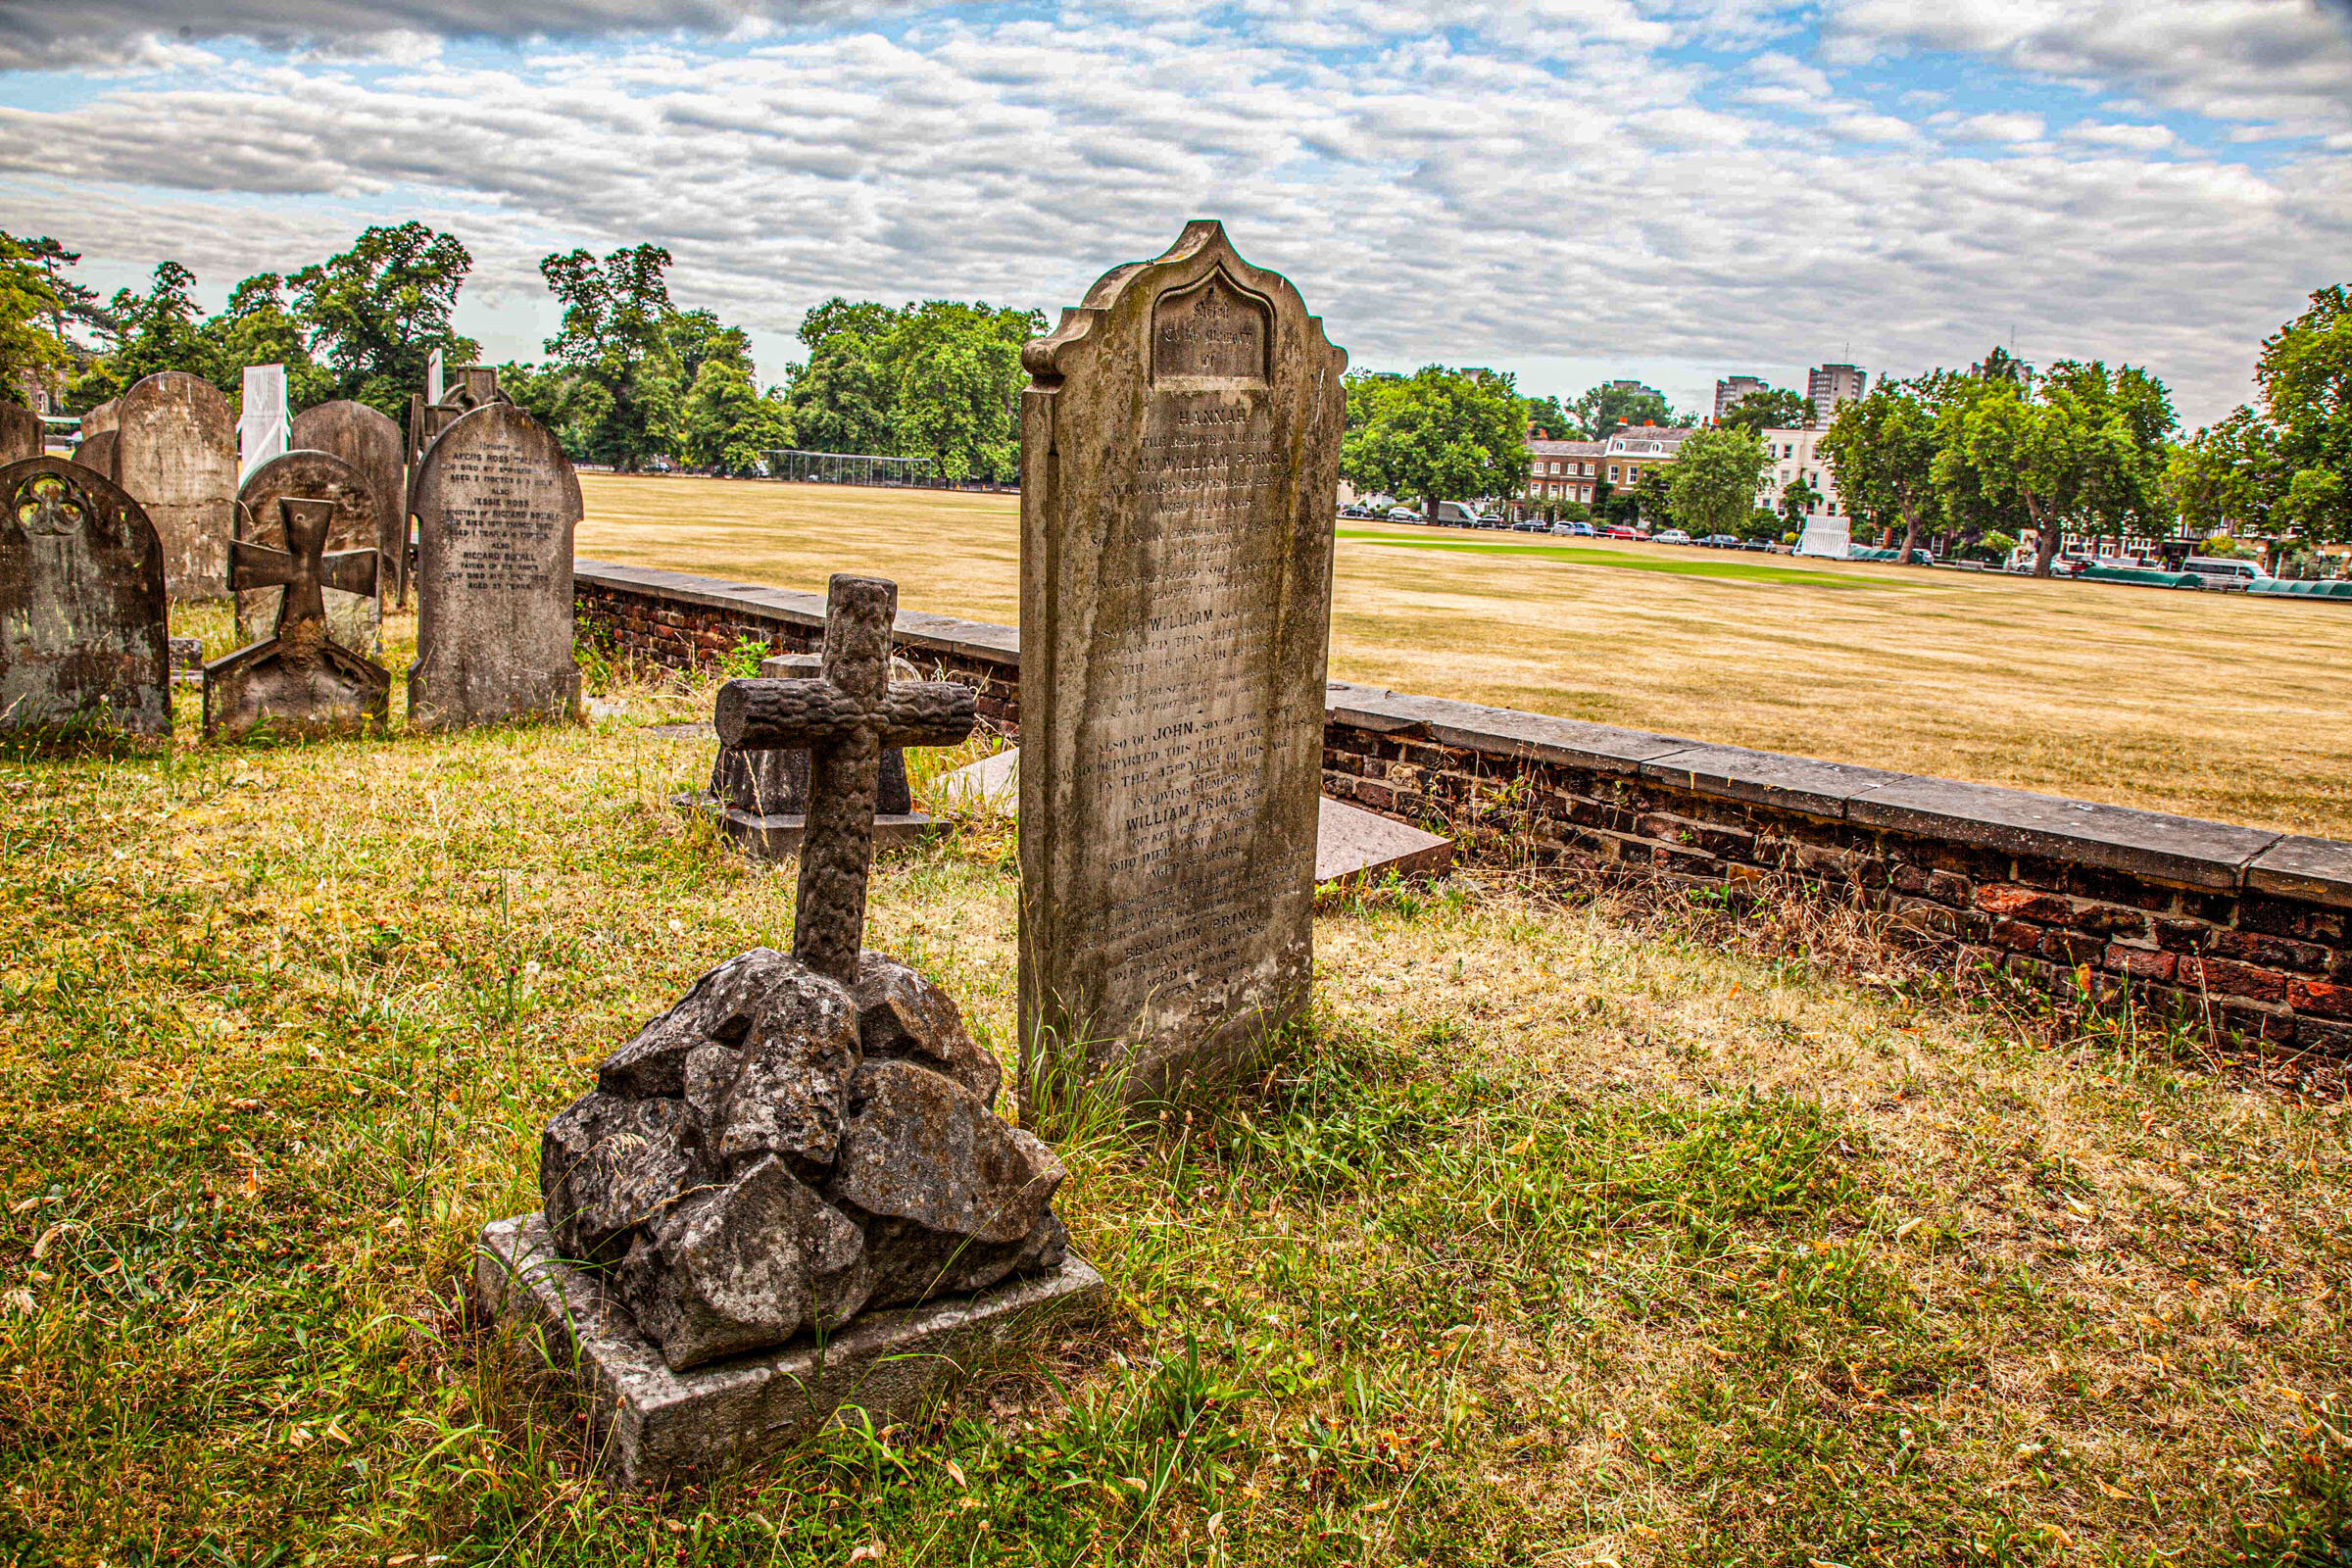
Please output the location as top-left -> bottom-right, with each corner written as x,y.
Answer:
1897,504 -> 1923,565
2029,494 -> 2061,577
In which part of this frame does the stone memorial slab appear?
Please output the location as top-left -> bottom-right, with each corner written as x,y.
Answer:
1018,220 -> 1347,1101
72,429 -> 116,479
408,403 -> 581,730
114,370 -> 237,600
291,400 -> 406,612
204,496 -> 389,739
0,404 -> 42,465
233,449 -> 381,656
79,399 -> 119,438
0,458 -> 170,734
935,747 -> 1452,884
236,363 -> 289,484
681,651 -> 938,858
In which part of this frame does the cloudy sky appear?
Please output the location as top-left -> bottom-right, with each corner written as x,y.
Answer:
1,0 -> 2347,425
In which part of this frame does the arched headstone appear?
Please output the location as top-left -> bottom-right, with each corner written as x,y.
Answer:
234,449 -> 380,656
114,371 -> 237,601
408,403 -> 581,730
0,404 -> 42,464
205,496 -> 388,741
290,400 -> 405,613
0,457 -> 170,734
73,429 -> 118,479
1017,220 -> 1348,1102
79,399 -> 119,439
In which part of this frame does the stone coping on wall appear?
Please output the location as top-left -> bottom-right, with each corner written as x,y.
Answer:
574,558 -> 2352,912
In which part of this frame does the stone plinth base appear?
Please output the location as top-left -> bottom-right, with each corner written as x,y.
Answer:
673,793 -> 939,859
467,1211 -> 1106,1488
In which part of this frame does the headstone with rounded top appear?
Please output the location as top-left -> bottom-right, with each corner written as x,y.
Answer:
1017,220 -> 1347,1103
72,429 -> 116,479
233,449 -> 382,657
291,400 -> 406,613
114,370 -> 237,600
79,399 -> 119,439
408,402 -> 581,730
0,457 -> 170,735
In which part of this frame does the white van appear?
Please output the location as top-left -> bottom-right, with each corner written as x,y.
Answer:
2182,556 -> 2268,589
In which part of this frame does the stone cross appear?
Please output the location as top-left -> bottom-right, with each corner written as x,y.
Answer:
230,497 -> 379,641
713,574 -> 976,985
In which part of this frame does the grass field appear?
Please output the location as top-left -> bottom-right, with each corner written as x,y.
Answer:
7,656 -> 2352,1565
576,475 -> 2352,840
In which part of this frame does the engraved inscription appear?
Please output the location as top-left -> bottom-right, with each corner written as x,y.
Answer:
1151,271 -> 1271,383
434,443 -> 564,592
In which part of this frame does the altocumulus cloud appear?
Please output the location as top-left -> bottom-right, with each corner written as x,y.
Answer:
0,0 -> 2347,420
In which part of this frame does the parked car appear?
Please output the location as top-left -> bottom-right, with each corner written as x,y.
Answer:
1474,514 -> 1511,529
2182,555 -> 2268,590
1740,538 -> 1771,552
1651,528 -> 1691,545
1385,507 -> 1421,523
1338,504 -> 1377,519
1699,533 -> 1742,549
1551,520 -> 1595,537
1602,524 -> 1642,540
1510,518 -> 1546,532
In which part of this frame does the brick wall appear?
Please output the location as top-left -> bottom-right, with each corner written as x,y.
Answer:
577,561 -> 2352,1055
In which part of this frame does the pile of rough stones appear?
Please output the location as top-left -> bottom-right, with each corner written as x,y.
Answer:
541,948 -> 1069,1371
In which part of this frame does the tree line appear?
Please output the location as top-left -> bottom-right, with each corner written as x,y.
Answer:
0,224 -> 1039,482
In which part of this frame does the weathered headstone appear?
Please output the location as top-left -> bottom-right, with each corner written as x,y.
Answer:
203,496 -> 389,739
0,404 -> 42,464
236,364 -> 289,484
72,429 -> 116,478
114,371 -> 237,600
470,579 -> 1100,1485
79,399 -> 119,439
290,400 -> 406,613
1018,220 -> 1347,1102
408,402 -> 581,730
233,450 -> 381,656
0,457 -> 170,734
683,651 -> 938,858
403,367 -> 512,612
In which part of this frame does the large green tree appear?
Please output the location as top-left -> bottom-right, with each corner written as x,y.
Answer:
1664,425 -> 1769,539
1717,386 -> 1810,438
2255,284 -> 2352,543
539,242 -> 682,471
1571,381 -> 1684,437
1819,378 -> 1942,564
198,273 -> 334,412
0,233 -> 68,407
1342,366 -> 1529,518
1939,360 -> 2173,575
877,301 -> 1036,482
680,361 -> 793,474
67,261 -> 205,410
289,222 -> 478,417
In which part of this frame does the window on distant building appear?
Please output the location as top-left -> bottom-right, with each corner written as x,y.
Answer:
1606,466 -> 1618,481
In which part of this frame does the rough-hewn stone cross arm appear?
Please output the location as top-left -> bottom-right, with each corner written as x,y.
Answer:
230,497 -> 378,637
712,575 -> 976,988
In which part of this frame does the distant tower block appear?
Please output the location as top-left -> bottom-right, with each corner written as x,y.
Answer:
1808,364 -> 1867,426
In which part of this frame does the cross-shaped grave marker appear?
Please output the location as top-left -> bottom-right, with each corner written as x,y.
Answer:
204,495 -> 391,739
714,574 -> 977,985
232,496 -> 379,642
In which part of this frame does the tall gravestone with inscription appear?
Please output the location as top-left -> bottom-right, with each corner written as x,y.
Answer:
409,402 -> 581,730
1017,220 -> 1347,1102
0,403 -> 43,465
114,370 -> 238,600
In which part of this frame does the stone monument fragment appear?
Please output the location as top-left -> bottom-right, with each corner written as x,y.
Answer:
682,651 -> 940,858
408,402 -> 581,730
203,496 -> 390,739
72,429 -> 116,479
0,403 -> 42,465
471,575 -> 1100,1486
236,363 -> 289,484
233,449 -> 381,656
290,400 -> 406,610
0,457 -> 170,735
1018,220 -> 1347,1101
113,371 -> 237,600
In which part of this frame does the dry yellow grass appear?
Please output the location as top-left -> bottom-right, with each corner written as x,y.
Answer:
577,474 -> 2352,839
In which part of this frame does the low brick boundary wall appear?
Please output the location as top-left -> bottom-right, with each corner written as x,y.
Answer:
577,561 -> 2352,1055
